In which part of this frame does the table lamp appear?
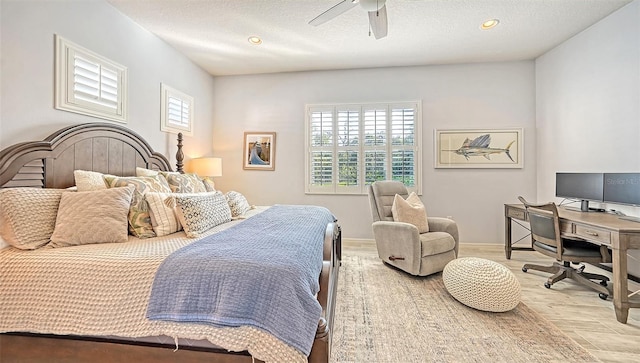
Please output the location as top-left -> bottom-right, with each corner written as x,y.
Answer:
190,157 -> 222,189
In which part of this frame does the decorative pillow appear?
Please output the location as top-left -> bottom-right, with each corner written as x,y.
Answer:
74,170 -> 112,191
0,188 -> 65,249
174,192 -> 232,238
0,236 -> 9,250
202,178 -> 216,192
136,167 -> 159,177
145,192 -> 182,237
160,171 -> 207,193
103,175 -> 172,238
225,191 -> 252,217
49,186 -> 135,248
391,192 -> 430,233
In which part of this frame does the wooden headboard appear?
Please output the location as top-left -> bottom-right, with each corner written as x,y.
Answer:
0,123 -> 183,189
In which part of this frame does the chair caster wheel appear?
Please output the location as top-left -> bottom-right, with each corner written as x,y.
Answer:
544,282 -> 551,289
599,293 -> 608,300
522,267 -> 528,272
600,280 -> 608,287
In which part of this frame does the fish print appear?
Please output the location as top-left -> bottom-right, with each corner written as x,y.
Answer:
451,134 -> 515,162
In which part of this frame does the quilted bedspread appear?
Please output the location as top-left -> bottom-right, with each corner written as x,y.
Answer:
0,207 -> 312,362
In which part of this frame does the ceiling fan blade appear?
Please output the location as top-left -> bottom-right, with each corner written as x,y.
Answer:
309,0 -> 359,26
368,4 -> 388,39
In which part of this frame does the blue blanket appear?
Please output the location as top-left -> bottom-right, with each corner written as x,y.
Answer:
146,205 -> 335,356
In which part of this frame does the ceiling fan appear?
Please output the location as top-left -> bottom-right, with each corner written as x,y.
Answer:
309,0 -> 388,39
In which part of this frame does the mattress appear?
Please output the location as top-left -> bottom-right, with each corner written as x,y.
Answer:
0,207 -> 307,362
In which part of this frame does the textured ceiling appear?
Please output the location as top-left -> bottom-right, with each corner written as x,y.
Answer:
107,0 -> 633,76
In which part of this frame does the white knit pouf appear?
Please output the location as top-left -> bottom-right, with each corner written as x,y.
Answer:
443,257 -> 521,312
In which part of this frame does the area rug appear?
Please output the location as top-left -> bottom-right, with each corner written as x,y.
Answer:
330,256 -> 600,363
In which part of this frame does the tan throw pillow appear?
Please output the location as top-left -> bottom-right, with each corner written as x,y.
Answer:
49,186 -> 135,248
103,175 -> 172,238
391,192 -> 430,233
0,188 -> 65,249
160,172 -> 207,193
145,192 -> 182,237
74,170 -> 111,191
174,192 -> 232,238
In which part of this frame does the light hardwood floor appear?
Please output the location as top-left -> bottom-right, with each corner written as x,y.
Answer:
343,239 -> 640,363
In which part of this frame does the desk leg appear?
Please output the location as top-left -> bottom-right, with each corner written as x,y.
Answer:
505,216 -> 512,260
612,246 -> 629,324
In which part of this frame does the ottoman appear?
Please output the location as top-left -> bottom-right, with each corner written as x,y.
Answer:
443,257 -> 521,312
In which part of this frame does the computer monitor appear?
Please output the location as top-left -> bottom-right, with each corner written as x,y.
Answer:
555,173 -> 604,212
603,173 -> 640,206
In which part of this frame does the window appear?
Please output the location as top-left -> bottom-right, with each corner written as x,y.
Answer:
305,102 -> 421,195
55,35 -> 127,123
160,84 -> 194,136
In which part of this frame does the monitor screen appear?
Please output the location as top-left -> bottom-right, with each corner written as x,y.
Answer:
555,173 -> 604,202
603,173 -> 640,206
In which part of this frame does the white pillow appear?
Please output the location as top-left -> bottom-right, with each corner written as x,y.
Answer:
391,192 -> 430,233
136,167 -> 159,177
0,235 -> 9,250
74,170 -> 112,191
145,192 -> 183,237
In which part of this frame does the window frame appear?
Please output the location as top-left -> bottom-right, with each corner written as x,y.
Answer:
305,101 -> 422,195
54,35 -> 127,123
160,83 -> 194,136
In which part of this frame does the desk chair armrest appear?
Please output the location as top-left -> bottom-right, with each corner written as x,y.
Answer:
428,217 -> 460,256
372,221 -> 421,274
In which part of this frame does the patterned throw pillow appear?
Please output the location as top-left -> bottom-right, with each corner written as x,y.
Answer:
391,192 -> 430,233
0,188 -> 65,249
202,178 -> 216,192
160,172 -> 207,193
49,186 -> 135,248
103,175 -> 172,238
145,192 -> 182,237
225,191 -> 252,217
174,192 -> 232,238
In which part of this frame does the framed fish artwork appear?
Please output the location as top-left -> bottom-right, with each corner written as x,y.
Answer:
243,132 -> 276,170
434,128 -> 523,168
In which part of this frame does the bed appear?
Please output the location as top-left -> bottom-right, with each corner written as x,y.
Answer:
0,122 -> 341,363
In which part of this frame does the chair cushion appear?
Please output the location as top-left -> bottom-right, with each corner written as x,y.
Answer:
534,239 -> 604,259
443,257 -> 521,312
392,192 -> 429,233
419,231 -> 456,257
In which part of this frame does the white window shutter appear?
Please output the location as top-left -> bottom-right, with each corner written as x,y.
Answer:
305,102 -> 421,195
55,35 -> 127,123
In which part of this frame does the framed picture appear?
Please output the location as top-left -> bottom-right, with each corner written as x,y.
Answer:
243,132 -> 276,170
434,128 -> 523,168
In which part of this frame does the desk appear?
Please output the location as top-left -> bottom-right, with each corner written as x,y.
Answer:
504,204 -> 640,324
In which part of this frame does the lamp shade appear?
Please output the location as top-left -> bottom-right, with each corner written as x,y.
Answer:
190,157 -> 222,177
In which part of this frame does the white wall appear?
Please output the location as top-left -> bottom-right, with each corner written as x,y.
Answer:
212,62 -> 537,241
0,0 -> 216,164
536,0 -> 639,209
536,0 -> 640,275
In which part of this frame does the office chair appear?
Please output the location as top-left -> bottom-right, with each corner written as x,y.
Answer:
517,196 -> 611,300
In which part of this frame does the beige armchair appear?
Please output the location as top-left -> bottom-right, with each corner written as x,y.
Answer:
367,181 -> 459,276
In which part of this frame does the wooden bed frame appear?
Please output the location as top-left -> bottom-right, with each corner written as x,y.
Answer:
0,122 -> 341,363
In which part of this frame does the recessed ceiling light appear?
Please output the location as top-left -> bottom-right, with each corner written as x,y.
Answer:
480,19 -> 500,30
248,36 -> 262,45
